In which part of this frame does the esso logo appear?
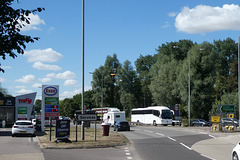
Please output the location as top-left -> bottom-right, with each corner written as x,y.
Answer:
44,86 -> 58,96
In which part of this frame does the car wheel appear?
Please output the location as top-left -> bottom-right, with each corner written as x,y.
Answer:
12,134 -> 15,137
153,120 -> 157,126
232,152 -> 239,160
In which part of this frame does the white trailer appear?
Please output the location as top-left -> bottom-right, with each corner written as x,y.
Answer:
103,111 -> 126,126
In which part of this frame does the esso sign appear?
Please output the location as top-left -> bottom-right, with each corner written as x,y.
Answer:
44,86 -> 58,96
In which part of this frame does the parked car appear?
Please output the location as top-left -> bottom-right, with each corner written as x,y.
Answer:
232,142 -> 240,160
114,121 -> 130,131
191,119 -> 212,127
172,117 -> 182,126
59,116 -> 71,121
220,118 -> 239,127
12,120 -> 35,137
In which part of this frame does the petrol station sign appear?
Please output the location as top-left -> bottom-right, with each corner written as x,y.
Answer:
42,85 -> 59,129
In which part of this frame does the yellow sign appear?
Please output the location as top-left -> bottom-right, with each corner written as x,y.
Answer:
211,116 -> 220,123
228,114 -> 234,118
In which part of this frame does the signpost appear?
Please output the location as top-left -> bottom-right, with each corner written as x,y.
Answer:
41,85 -> 59,132
219,104 -> 235,113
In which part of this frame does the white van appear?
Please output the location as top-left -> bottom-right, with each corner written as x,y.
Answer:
103,111 -> 126,126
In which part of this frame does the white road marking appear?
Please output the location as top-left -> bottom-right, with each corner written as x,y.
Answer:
167,136 -> 176,141
209,134 -> 217,139
200,132 -> 207,135
144,130 -> 153,133
180,143 -> 192,150
156,133 -> 164,136
126,153 -> 131,156
125,150 -> 130,152
127,157 -> 133,160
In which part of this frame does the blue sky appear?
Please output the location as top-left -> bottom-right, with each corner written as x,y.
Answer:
1,0 -> 240,100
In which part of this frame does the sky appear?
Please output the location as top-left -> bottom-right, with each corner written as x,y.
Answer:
1,0 -> 240,100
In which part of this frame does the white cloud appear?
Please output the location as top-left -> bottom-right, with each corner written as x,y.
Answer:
168,12 -> 177,17
175,4 -> 240,34
16,74 -> 35,83
46,71 -> 76,79
33,62 -> 61,71
0,78 -> 6,83
15,86 -> 26,89
20,14 -> 45,31
60,89 -> 81,100
2,66 -> 11,69
24,48 -> 62,63
64,79 -> 78,86
15,89 -> 33,94
162,22 -> 171,28
39,78 -> 52,83
32,83 -> 42,88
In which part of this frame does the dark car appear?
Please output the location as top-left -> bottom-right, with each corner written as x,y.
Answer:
114,121 -> 130,131
220,118 -> 239,127
191,119 -> 211,127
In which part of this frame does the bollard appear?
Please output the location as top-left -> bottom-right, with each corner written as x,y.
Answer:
2,120 -> 6,128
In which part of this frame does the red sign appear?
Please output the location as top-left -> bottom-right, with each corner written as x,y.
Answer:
45,112 -> 59,117
18,98 -> 32,104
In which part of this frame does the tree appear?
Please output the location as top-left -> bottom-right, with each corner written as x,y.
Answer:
149,40 -> 194,108
177,42 -> 217,119
0,0 -> 44,72
60,98 -> 79,118
118,60 -> 138,116
34,99 -> 41,114
135,54 -> 157,107
91,54 -> 121,109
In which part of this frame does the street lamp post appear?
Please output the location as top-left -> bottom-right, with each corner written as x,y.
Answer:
81,0 -> 85,141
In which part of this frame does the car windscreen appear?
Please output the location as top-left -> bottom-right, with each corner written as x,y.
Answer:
119,122 -> 129,125
16,122 -> 32,125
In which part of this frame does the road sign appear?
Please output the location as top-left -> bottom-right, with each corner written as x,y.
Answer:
219,104 -> 235,113
211,116 -> 220,123
78,114 -> 97,121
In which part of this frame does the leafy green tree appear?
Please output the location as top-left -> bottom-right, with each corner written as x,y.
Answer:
118,60 -> 138,116
91,54 -> 121,109
213,38 -> 238,97
60,98 -> 79,118
135,54 -> 157,107
149,40 -> 194,108
177,42 -> 217,119
0,0 -> 44,72
34,99 -> 41,114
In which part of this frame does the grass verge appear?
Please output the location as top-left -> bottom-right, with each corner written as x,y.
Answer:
37,126 -> 129,149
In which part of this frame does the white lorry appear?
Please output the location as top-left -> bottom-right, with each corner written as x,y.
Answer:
103,111 -> 126,126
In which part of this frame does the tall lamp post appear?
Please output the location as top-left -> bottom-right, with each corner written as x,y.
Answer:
81,0 -> 85,141
238,36 -> 240,122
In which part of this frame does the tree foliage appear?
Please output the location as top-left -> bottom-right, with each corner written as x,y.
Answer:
0,0 -> 44,72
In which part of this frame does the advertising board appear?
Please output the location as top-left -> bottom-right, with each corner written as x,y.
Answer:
55,120 -> 70,140
15,93 -> 36,120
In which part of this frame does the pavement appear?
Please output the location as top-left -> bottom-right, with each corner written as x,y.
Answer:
0,127 -> 239,160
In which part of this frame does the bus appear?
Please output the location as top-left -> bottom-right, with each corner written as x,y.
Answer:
131,106 -> 172,126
